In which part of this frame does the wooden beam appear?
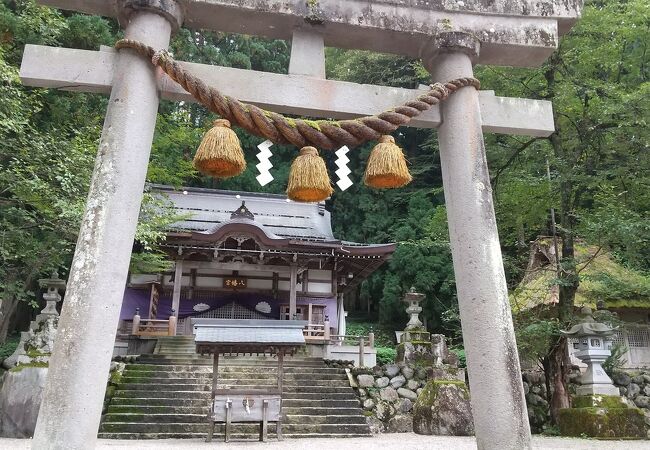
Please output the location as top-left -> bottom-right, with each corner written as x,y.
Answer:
179,260 -> 295,273
20,45 -> 555,137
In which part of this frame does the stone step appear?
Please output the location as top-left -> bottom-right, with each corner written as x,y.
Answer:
282,392 -> 359,400
111,397 -> 211,407
120,377 -> 350,386
283,399 -> 362,408
138,355 -> 325,364
110,397 -> 360,408
136,359 -> 326,367
113,390 -> 358,400
284,415 -> 368,425
102,413 -> 367,425
97,432 -> 372,440
122,369 -> 345,379
99,422 -> 371,435
124,365 -> 341,374
107,405 -> 364,416
117,383 -> 355,393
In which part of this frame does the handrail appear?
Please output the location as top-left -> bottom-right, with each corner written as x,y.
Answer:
131,312 -> 177,336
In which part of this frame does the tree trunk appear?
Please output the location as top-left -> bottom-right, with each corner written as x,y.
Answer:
548,336 -> 571,424
0,293 -> 19,344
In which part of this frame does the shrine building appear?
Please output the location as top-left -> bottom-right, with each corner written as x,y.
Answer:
114,184 -> 395,362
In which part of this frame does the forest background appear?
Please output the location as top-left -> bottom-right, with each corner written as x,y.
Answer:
0,0 -> 649,420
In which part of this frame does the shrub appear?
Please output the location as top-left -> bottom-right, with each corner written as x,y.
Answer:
376,347 -> 397,365
0,334 -> 20,362
449,346 -> 466,368
345,318 -> 396,347
603,343 -> 628,377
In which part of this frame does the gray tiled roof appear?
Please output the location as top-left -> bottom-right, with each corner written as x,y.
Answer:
151,185 -> 335,241
194,320 -> 306,345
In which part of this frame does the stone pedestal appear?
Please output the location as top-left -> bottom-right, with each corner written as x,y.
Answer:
559,395 -> 646,439
413,380 -> 473,436
0,367 -> 48,438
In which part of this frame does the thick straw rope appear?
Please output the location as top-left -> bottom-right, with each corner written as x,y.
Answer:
115,39 -> 480,150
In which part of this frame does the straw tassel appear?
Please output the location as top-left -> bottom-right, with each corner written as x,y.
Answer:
286,146 -> 334,202
193,119 -> 246,178
364,135 -> 412,189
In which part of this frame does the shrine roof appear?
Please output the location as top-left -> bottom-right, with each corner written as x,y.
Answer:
151,184 -> 396,257
153,184 -> 335,240
193,319 -> 307,347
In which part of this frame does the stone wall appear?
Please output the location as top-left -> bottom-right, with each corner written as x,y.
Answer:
353,363 -> 429,433
341,360 -> 469,434
522,368 -> 650,433
611,370 -> 650,410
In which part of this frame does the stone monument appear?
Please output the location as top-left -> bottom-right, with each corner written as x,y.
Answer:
0,272 -> 65,437
391,289 -> 473,436
558,307 -> 646,438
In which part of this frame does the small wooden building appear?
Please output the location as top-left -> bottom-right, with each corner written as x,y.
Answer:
115,185 -> 395,361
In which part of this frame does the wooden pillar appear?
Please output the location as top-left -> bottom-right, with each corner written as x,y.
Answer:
324,321 -> 330,342
168,315 -> 177,336
289,265 -> 297,319
212,351 -> 220,396
131,310 -> 141,335
358,337 -> 365,367
276,348 -> 284,441
337,294 -> 346,336
172,259 -> 183,317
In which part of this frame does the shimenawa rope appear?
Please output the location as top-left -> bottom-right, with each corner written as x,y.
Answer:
114,39 -> 480,151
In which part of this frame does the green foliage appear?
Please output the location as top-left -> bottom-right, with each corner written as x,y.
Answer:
603,344 -> 628,377
449,347 -> 466,369
514,312 -> 562,366
376,347 -> 397,365
0,334 -> 19,361
2,0 -> 649,364
345,318 -> 395,347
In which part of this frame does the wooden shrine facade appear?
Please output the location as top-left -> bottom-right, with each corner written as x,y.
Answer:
117,184 -> 395,345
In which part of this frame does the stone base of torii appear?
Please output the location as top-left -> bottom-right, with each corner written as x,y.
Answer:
21,1 -> 582,449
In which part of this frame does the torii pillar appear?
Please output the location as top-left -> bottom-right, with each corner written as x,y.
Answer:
31,2 -> 183,449
425,33 -> 530,448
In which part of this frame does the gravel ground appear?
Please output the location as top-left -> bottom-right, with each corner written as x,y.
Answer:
2,435 -> 649,450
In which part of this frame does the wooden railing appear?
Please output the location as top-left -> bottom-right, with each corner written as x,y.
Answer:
302,321 -> 330,343
329,333 -> 375,367
131,313 -> 177,337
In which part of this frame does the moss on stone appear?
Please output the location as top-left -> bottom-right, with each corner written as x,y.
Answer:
418,380 -> 468,405
9,361 -> 48,372
559,406 -> 646,439
413,379 -> 473,435
25,348 -> 50,358
572,395 -> 627,409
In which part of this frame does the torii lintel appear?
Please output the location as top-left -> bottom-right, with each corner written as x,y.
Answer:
40,0 -> 582,67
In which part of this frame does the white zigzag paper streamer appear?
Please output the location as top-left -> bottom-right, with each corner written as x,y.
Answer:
255,140 -> 274,186
335,146 -> 353,191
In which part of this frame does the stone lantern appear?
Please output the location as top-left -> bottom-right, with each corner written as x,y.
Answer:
404,287 -> 425,330
400,288 -> 429,343
561,307 -> 618,396
38,271 -> 66,317
558,306 -> 647,439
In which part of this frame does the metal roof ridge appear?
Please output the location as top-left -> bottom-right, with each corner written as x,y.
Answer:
148,182 -> 325,203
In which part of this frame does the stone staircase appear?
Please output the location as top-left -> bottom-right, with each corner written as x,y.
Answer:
99,336 -> 371,440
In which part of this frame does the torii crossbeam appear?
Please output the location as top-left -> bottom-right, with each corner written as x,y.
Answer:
22,1 -> 582,449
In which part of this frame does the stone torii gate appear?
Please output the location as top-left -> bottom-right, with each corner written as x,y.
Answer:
21,1 -> 581,449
